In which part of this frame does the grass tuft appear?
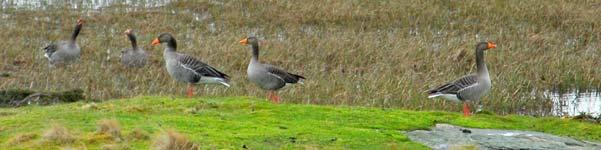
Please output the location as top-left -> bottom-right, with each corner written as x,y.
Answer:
126,128 -> 150,141
60,146 -> 86,150
125,105 -> 147,113
101,144 -> 131,150
6,133 -> 37,145
95,119 -> 122,142
42,124 -> 76,144
152,130 -> 199,150
81,103 -> 98,110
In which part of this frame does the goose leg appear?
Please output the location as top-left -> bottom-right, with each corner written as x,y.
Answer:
463,102 -> 470,117
187,84 -> 194,98
476,100 -> 483,113
272,91 -> 281,104
267,91 -> 273,102
267,91 -> 280,103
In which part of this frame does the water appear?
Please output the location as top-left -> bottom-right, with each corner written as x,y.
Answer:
545,89 -> 601,117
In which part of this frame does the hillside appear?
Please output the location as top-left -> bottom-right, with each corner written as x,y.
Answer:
0,97 -> 599,149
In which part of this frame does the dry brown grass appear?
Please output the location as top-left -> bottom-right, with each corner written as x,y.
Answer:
1,0 -> 600,115
100,144 -> 119,150
96,119 -> 122,142
101,144 -> 131,150
126,128 -> 150,141
42,124 -> 76,144
152,130 -> 199,150
6,133 -> 37,145
60,146 -> 88,150
81,102 -> 98,110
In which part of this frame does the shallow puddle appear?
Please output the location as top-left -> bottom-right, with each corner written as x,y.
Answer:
545,89 -> 601,117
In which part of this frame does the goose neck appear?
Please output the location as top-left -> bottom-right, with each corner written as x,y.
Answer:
71,24 -> 82,41
476,48 -> 488,76
251,44 -> 259,61
127,34 -> 138,49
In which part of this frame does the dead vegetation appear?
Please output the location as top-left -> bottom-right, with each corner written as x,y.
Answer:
126,128 -> 150,141
96,119 -> 122,142
0,0 -> 599,115
6,133 -> 37,145
42,124 -> 76,144
152,130 -> 199,150
101,144 -> 131,150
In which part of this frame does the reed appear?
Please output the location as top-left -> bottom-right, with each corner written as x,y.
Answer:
0,0 -> 600,115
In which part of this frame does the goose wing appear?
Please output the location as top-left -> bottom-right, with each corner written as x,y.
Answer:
43,42 -> 58,59
264,64 -> 305,84
428,74 -> 478,96
176,54 -> 230,80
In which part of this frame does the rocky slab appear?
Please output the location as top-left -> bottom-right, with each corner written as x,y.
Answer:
407,124 -> 601,150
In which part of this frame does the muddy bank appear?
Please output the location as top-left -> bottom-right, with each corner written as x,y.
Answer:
0,89 -> 84,107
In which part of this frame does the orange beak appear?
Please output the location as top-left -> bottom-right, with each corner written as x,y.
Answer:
239,38 -> 249,45
151,38 -> 161,46
487,41 -> 497,49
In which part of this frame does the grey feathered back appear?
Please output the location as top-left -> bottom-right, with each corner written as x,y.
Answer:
427,41 -> 495,102
264,64 -> 305,84
428,74 -> 478,96
121,48 -> 148,67
244,36 -> 305,90
157,33 -> 230,87
44,41 -> 81,65
120,29 -> 148,67
44,19 -> 83,66
176,54 -> 230,82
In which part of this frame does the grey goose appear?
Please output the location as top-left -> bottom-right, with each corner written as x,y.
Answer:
427,41 -> 497,117
151,33 -> 230,97
239,36 -> 305,103
120,29 -> 148,68
44,19 -> 84,66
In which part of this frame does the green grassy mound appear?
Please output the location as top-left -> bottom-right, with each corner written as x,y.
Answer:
0,96 -> 599,149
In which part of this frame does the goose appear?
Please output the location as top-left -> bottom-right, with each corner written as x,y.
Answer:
151,33 -> 230,97
427,41 -> 497,117
239,36 -> 305,103
44,19 -> 84,66
120,29 -> 148,67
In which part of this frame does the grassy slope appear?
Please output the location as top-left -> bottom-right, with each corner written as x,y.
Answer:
0,97 -> 599,149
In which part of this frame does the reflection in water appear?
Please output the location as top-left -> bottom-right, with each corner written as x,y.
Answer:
1,0 -> 172,10
545,90 -> 601,117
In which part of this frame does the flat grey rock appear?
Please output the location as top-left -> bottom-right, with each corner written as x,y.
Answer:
406,124 -> 601,150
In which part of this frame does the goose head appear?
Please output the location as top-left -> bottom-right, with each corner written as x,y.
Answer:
239,36 -> 259,46
124,29 -> 133,35
151,33 -> 174,46
76,18 -> 84,26
477,41 -> 497,51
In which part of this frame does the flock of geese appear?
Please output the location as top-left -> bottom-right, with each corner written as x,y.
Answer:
42,19 -> 496,117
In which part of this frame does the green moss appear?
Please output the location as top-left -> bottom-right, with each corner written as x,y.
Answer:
0,96 -> 599,149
